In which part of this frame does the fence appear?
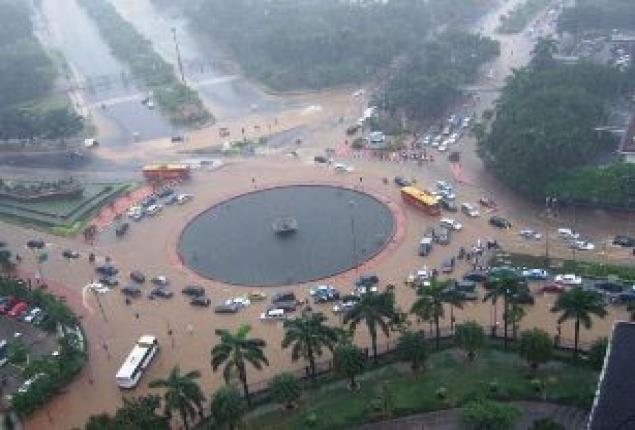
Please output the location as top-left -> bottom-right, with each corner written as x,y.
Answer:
244,323 -> 594,405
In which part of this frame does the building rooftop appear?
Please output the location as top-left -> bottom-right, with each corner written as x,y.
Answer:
588,322 -> 635,429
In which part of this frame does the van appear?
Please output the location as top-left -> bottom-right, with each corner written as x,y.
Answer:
435,227 -> 451,245
442,126 -> 451,136
272,292 -> 296,304
418,237 -> 433,256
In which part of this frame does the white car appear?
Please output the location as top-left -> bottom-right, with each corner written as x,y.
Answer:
440,218 -> 463,231
226,296 -> 251,308
146,204 -> 162,216
521,269 -> 548,280
422,136 -> 431,146
354,285 -> 378,295
571,240 -> 595,251
450,132 -> 459,141
260,308 -> 287,321
461,203 -> 480,217
437,144 -> 448,152
436,180 -> 451,191
333,163 -> 354,173
558,228 -> 580,240
448,137 -> 456,145
23,308 -> 42,324
177,194 -> 193,204
126,206 -> 142,217
519,229 -> 542,240
554,274 -> 582,285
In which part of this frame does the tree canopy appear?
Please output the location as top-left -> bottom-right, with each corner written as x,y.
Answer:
558,0 -> 635,33
479,42 -> 630,198
176,0 -> 494,91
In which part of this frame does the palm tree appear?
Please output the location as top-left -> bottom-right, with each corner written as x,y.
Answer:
483,271 -> 522,349
410,279 -> 451,348
551,287 -> 607,356
454,320 -> 485,361
343,290 -> 396,360
519,328 -> 553,373
282,309 -> 339,379
443,283 -> 465,332
149,366 -> 205,430
333,341 -> 366,389
211,324 -> 269,405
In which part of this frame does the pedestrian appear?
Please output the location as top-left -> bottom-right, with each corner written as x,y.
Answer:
451,256 -> 455,267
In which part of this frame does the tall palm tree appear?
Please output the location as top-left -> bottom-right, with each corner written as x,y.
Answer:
148,366 -> 205,430
282,309 -> 340,379
343,290 -> 396,360
442,283 -> 465,332
551,287 -> 607,356
410,279 -> 452,348
211,324 -> 269,405
483,271 -> 522,349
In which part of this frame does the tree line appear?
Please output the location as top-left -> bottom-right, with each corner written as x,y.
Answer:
84,272 -> 608,429
0,0 -> 83,143
479,37 -> 635,201
374,31 -> 500,124
167,0 -> 495,91
558,0 -> 635,34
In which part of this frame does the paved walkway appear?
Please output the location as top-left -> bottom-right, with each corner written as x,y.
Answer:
356,402 -> 588,430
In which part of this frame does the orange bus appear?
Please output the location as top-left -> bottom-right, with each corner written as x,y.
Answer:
142,164 -> 191,181
400,186 -> 441,216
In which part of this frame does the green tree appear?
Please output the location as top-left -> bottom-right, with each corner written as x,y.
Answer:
483,271 -> 523,349
8,340 -> 28,367
519,329 -> 553,372
504,304 -> 526,341
211,324 -> 269,405
333,341 -> 366,389
281,309 -> 339,379
455,320 -> 485,361
209,386 -> 245,430
269,372 -> 302,409
530,417 -> 565,430
343,290 -> 395,360
410,279 -> 453,349
462,399 -> 521,430
98,395 -> 169,430
149,366 -> 205,429
551,287 -> 607,356
396,330 -> 427,373
589,337 -> 609,370
530,37 -> 558,70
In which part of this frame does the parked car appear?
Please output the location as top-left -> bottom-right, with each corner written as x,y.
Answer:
489,216 -> 512,229
163,194 -> 179,205
150,288 -> 174,299
511,288 -> 535,305
314,155 -> 329,164
519,229 -> 542,240
558,228 -> 580,240
0,297 -> 18,315
554,274 -> 582,285
310,285 -> 339,303
613,235 -> 635,247
130,271 -> 146,283
418,237 -> 433,256
248,291 -> 267,301
214,303 -> 240,314
151,276 -> 169,286
434,227 -> 451,245
99,276 -> 119,287
461,203 -> 479,217
463,271 -> 488,283
8,302 -> 28,319
190,297 -> 211,307
521,269 -> 548,280
177,194 -> 193,205
355,274 -> 379,288
182,285 -> 205,297
62,249 -> 80,259
539,283 -> 565,294
394,176 -> 411,187
458,291 -> 479,301
613,292 -> 635,303
570,240 -> 595,251
23,308 -> 42,324
121,286 -> 142,297
594,280 -> 625,293
440,218 -> 462,231
260,308 -> 288,321
157,188 -> 174,198
272,292 -> 296,304
440,198 -> 457,212
146,204 -> 162,216
26,239 -> 45,249
441,259 -> 454,273
454,280 -> 476,292
96,265 -> 118,276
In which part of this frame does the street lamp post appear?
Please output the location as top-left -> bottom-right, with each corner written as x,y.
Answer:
171,27 -> 186,86
349,201 -> 359,277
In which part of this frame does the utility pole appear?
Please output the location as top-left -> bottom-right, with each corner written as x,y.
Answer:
171,28 -> 186,86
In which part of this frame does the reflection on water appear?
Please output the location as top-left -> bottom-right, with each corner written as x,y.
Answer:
179,186 -> 395,286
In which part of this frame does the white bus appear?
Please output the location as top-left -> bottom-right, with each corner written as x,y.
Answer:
116,335 -> 159,389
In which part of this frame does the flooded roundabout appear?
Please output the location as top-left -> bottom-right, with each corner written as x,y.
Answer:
178,185 -> 396,286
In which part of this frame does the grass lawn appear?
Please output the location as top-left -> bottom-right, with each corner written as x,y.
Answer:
246,349 -> 597,430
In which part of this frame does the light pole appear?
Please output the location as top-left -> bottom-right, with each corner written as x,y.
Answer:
171,27 -> 186,86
